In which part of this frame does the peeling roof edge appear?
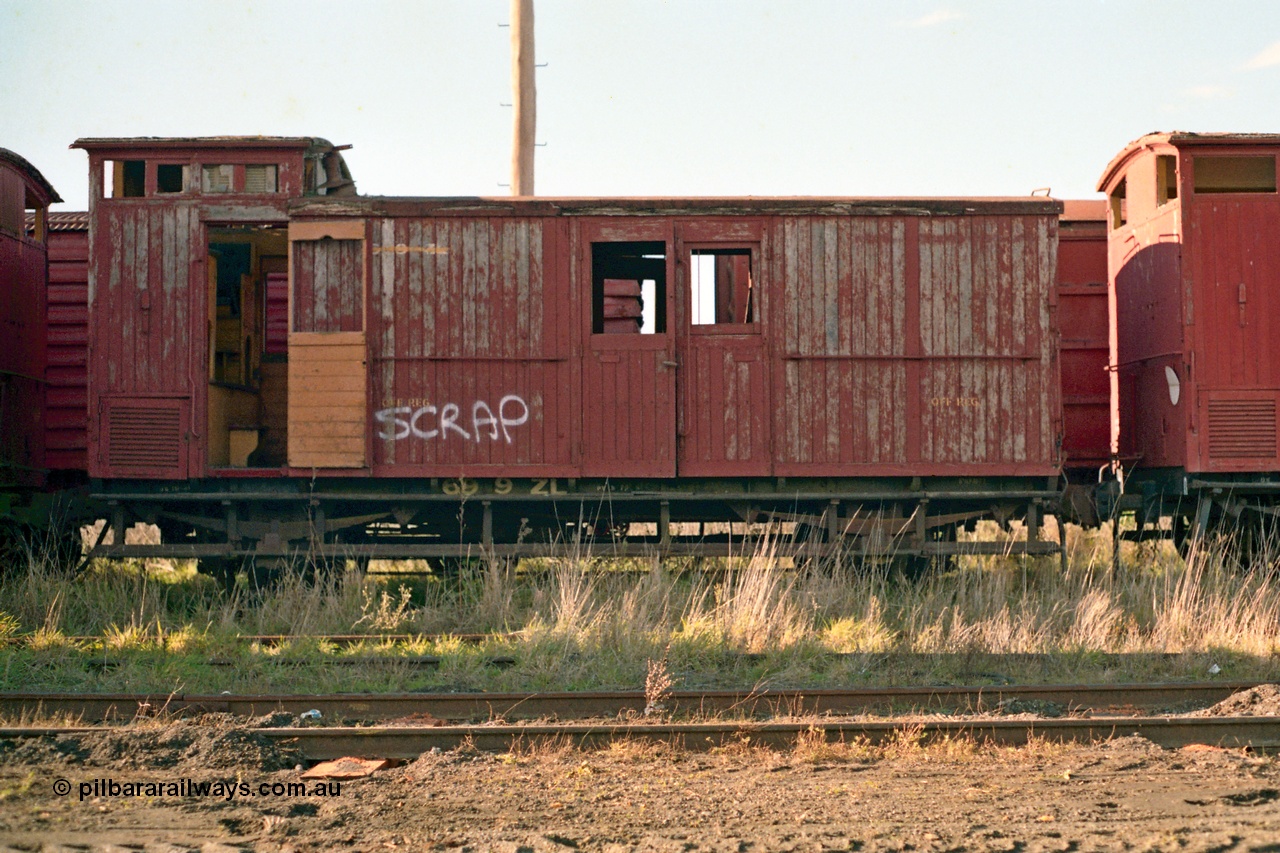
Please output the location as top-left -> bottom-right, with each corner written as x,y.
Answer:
0,148 -> 62,205
1097,131 -> 1280,192
290,195 -> 1064,218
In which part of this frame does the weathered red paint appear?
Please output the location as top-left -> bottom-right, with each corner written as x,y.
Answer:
0,149 -> 59,489
72,137 -> 354,480
1056,200 -> 1110,475
291,194 -> 1062,481
1099,133 -> 1280,476
365,214 -> 577,477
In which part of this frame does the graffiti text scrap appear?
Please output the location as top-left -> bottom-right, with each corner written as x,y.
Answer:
375,395 -> 530,443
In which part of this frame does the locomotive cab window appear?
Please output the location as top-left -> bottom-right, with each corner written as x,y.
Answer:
1109,177 -> 1127,229
689,247 -> 755,326
103,160 -> 145,198
592,241 -> 666,334
156,163 -> 189,194
1156,155 -> 1177,206
1192,156 -> 1277,194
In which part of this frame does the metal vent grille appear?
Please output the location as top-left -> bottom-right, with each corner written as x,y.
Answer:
105,404 -> 182,472
1208,398 -> 1277,459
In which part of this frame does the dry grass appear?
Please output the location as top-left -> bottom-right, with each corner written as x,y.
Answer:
3,518 -> 1280,692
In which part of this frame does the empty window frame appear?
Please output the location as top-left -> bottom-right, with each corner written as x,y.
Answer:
1109,177 -> 1127,229
689,247 -> 755,325
103,160 -> 145,198
1193,156 -> 1277,194
1156,155 -> 1178,206
592,241 -> 666,334
156,163 -> 189,194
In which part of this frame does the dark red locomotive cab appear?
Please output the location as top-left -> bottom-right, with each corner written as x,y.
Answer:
1099,133 -> 1280,539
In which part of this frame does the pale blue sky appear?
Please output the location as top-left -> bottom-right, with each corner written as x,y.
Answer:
5,1 -> 1280,210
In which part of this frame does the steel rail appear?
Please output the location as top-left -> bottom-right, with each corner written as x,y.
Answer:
0,682 -> 1262,723
4,716 -> 1279,758
1,633 -> 501,648
90,539 -> 1063,559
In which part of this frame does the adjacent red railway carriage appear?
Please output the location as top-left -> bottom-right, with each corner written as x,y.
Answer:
1099,132 -> 1280,543
73,137 -> 1066,571
41,212 -> 91,479
0,148 -> 60,525
1055,200 -> 1110,525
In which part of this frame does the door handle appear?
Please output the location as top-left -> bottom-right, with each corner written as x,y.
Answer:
662,360 -> 679,368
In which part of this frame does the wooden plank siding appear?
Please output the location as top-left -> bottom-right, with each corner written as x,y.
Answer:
771,213 -> 1058,476
287,333 -> 366,468
292,239 -> 363,333
90,203 -> 197,478
367,216 -> 575,476
288,228 -> 368,469
284,197 -> 1061,482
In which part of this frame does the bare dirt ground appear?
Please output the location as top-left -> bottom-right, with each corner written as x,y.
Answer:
5,714 -> 1280,853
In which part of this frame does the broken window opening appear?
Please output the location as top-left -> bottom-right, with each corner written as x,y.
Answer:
690,248 -> 754,325
1109,177 -> 1127,229
592,241 -> 666,334
202,164 -> 235,193
104,160 -> 145,198
1156,155 -> 1177,206
1193,156 -> 1277,194
156,163 -> 188,194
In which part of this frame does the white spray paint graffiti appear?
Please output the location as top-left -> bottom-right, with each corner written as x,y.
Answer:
375,395 -> 530,443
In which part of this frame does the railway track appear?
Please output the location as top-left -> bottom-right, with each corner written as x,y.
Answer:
1,633 -> 502,648
3,683 -> 1275,758
2,715 -> 1277,759
0,682 -> 1262,723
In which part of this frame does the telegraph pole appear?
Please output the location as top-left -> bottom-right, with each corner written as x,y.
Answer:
511,0 -> 535,195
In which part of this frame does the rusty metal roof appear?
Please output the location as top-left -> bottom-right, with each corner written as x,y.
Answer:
292,195 -> 1063,218
1098,131 -> 1280,192
0,147 -> 62,205
1059,199 -> 1107,222
25,210 -> 89,232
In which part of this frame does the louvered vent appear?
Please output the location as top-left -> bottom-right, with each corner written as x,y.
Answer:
106,404 -> 183,473
244,164 -> 277,194
1208,398 -> 1278,459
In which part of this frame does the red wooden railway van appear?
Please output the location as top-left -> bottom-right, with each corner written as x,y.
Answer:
1099,133 -> 1280,479
1056,200 -> 1110,476
0,149 -> 59,490
73,135 -> 1066,561
290,195 -> 1062,481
